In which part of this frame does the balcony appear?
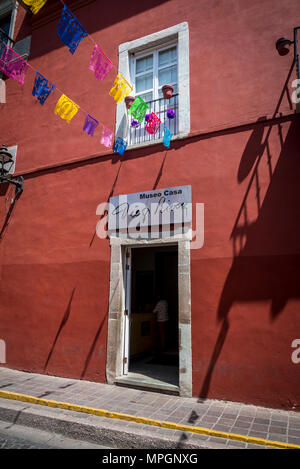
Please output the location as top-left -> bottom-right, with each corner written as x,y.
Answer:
127,93 -> 179,147
0,27 -> 14,55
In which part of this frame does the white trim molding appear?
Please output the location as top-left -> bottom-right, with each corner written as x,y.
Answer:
116,22 -> 190,145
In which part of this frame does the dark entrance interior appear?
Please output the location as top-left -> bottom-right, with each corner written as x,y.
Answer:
129,245 -> 179,388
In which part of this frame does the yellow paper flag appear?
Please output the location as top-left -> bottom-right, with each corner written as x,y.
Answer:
54,94 -> 79,124
109,73 -> 133,105
23,0 -> 48,15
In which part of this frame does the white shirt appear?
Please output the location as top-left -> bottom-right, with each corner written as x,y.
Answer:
153,300 -> 168,322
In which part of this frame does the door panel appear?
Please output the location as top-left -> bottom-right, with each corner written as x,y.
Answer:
123,247 -> 131,374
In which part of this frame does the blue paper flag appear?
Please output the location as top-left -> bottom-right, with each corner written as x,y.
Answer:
32,72 -> 55,105
163,125 -> 173,148
83,114 -> 99,136
57,5 -> 88,54
113,137 -> 127,156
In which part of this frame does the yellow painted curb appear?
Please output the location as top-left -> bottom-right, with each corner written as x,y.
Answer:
0,390 -> 299,450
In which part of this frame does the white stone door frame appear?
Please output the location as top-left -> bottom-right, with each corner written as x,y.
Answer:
106,235 -> 192,397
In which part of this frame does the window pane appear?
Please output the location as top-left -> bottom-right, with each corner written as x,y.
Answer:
136,73 -> 153,93
158,47 -> 177,67
137,92 -> 153,103
0,14 -> 11,53
0,14 -> 11,35
136,54 -> 153,74
158,65 -> 177,86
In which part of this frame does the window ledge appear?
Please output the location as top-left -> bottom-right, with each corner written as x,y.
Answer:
127,132 -> 189,151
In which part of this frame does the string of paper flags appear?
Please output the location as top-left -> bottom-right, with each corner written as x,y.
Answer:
0,0 -> 174,152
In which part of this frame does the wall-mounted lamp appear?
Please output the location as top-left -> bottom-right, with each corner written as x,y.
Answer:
276,37 -> 293,56
0,145 -> 23,195
276,27 -> 300,80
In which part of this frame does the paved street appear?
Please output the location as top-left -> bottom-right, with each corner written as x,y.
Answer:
0,367 -> 299,449
0,420 -> 110,449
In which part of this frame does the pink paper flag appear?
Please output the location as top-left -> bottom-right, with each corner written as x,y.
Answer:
0,44 -> 29,85
89,45 -> 113,80
145,112 -> 161,135
100,124 -> 113,148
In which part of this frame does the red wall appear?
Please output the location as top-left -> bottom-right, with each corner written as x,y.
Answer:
0,0 -> 299,410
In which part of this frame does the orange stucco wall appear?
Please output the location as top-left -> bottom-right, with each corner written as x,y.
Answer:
0,0 -> 299,410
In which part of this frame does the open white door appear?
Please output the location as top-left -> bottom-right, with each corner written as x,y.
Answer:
122,247 -> 131,375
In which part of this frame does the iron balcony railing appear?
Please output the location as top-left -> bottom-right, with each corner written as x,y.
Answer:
127,93 -> 179,146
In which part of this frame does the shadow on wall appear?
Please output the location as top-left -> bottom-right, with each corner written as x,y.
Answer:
198,59 -> 300,402
42,159 -> 124,379
0,184 -> 22,242
43,287 -> 77,372
203,118 -> 300,397
171,63 -> 300,450
15,0 -> 172,60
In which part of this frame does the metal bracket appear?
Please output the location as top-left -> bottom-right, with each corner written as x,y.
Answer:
0,175 -> 24,195
294,26 -> 300,81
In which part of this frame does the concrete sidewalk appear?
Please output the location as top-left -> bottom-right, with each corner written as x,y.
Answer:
0,367 -> 299,449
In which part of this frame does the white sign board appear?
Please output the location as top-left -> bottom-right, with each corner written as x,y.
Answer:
108,185 -> 192,231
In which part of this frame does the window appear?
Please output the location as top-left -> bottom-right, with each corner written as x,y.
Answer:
0,10 -> 13,55
0,13 -> 12,44
132,44 -> 178,102
0,2 -> 31,60
0,1 -> 18,104
116,22 -> 190,148
128,43 -> 179,145
0,2 -> 31,105
0,1 -> 17,50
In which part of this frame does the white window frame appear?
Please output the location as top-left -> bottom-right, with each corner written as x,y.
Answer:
0,0 -> 18,46
130,40 -> 178,102
116,22 -> 190,148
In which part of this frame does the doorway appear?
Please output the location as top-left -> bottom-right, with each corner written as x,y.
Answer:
107,237 -> 192,397
125,245 -> 179,389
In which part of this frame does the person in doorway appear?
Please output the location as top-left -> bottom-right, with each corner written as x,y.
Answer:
153,295 -> 168,352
